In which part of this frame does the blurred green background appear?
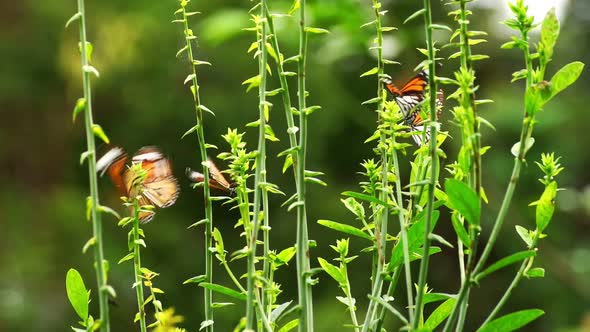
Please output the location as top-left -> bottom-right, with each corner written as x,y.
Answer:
1,0 -> 589,331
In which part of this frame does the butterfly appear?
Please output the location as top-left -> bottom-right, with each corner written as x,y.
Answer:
186,158 -> 236,197
382,70 -> 444,145
97,146 -> 180,223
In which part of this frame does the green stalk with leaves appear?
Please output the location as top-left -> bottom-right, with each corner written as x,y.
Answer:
66,0 -> 110,330
412,0 -> 440,327
295,0 -> 314,330
443,2 -> 584,330
173,1 -> 216,329
245,2 -> 270,328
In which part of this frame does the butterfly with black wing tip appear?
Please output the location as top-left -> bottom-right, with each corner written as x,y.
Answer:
382,70 -> 444,146
97,146 -> 180,223
186,158 -> 237,197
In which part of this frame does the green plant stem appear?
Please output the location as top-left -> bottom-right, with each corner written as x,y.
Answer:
443,28 -> 534,332
375,267 -> 402,331
296,0 -> 313,331
341,262 -> 360,332
246,6 -> 269,330
132,200 -> 147,332
455,0 -> 483,325
75,0 -> 110,330
180,6 -> 215,330
412,0 -> 439,327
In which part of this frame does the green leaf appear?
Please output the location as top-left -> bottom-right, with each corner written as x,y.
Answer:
477,309 -> 544,332
278,319 -> 299,332
304,27 -> 330,34
72,98 -> 86,123
98,205 -> 120,219
515,225 -> 533,247
86,196 -> 92,221
317,220 -> 372,241
317,257 -> 345,285
535,181 -> 557,232
183,275 -> 207,285
200,320 -> 214,331
199,282 -> 246,301
525,267 -> 545,278
424,298 -> 456,330
539,8 -> 559,61
184,73 -> 196,85
181,125 -> 199,139
92,124 -> 110,144
341,191 -> 389,209
423,292 -> 455,305
82,65 -> 100,78
389,211 -> 440,269
270,301 -> 293,323
475,250 -> 536,282
445,179 -> 480,226
79,151 -> 92,165
451,212 -> 471,247
543,61 -> 584,105
360,67 -> 379,78
65,12 -> 82,28
118,252 -> 135,264
404,8 -> 426,24
511,137 -> 535,158
430,24 -> 453,32
81,237 -> 95,254
66,268 -> 89,321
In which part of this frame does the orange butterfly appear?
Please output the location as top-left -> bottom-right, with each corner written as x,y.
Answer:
383,70 -> 444,145
186,159 -> 236,196
97,146 -> 180,223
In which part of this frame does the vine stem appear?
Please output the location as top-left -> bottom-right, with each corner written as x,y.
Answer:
246,5 -> 269,330
412,0 -> 439,327
74,0 -> 110,330
180,5 -> 215,330
132,199 -> 147,332
296,0 -> 313,330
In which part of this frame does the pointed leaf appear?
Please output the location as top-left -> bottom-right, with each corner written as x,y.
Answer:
199,282 -> 246,301
317,219 -> 372,241
477,309 -> 544,332
445,179 -> 480,226
475,250 -> 536,282
66,269 -> 89,321
424,298 -> 456,330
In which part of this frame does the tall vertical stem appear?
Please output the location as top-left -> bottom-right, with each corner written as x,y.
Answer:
132,200 -> 147,332
180,5 -> 214,329
74,0 -> 110,330
412,0 -> 439,327
296,0 -> 313,331
246,7 -> 269,330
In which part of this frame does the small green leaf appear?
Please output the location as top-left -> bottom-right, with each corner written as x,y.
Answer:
183,275 -> 207,284
193,60 -> 212,66
86,196 -> 92,221
304,27 -> 330,34
360,67 -> 379,78
79,151 -> 92,165
515,225 -> 533,247
82,237 -> 96,254
341,191 -> 389,208
535,181 -> 557,232
187,218 -> 209,229
176,45 -> 188,58
82,65 -> 100,78
539,8 -> 559,61
278,319 -> 299,332
66,269 -> 89,321
92,124 -> 110,144
317,220 -> 372,241
525,267 -> 545,278
543,61 -> 584,105
98,205 -> 120,219
511,137 -> 535,158
451,212 -> 471,247
317,257 -> 345,285
477,309 -> 544,332
118,252 -> 135,264
430,24 -> 452,32
72,98 -> 86,123
445,179 -> 480,226
200,320 -> 214,331
181,124 -> 199,139
424,298 -> 456,330
184,73 -> 196,85
270,301 -> 293,322
404,8 -> 426,24
65,12 -> 82,28
475,250 -> 536,282
199,283 -> 246,301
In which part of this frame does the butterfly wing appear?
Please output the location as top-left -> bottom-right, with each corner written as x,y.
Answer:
97,147 -> 129,196
142,177 -> 180,208
383,71 -> 428,119
206,158 -> 232,191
